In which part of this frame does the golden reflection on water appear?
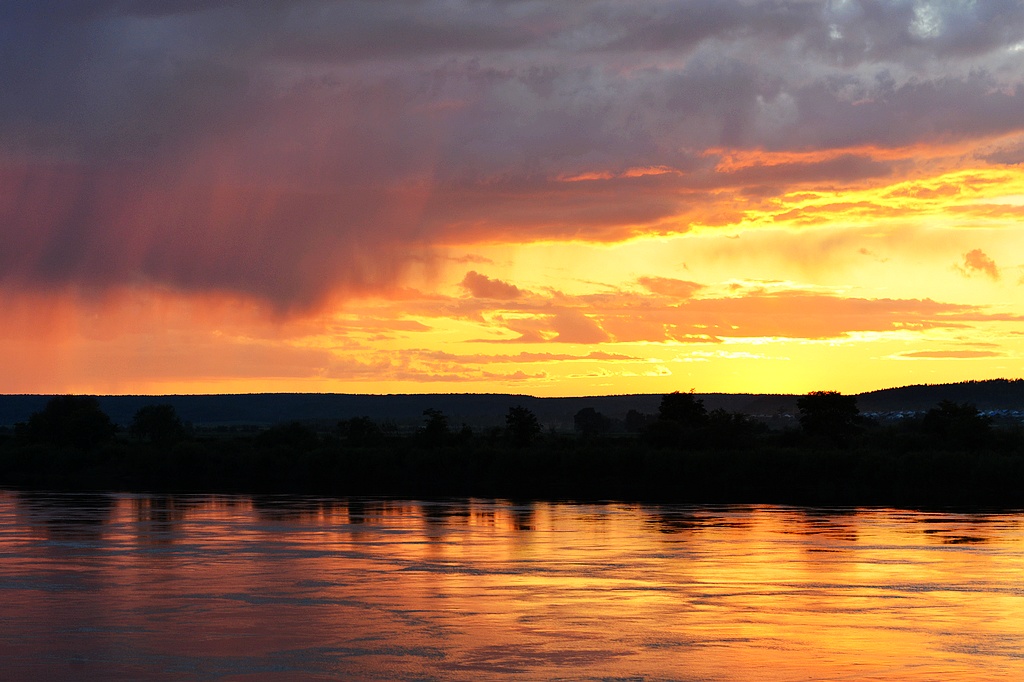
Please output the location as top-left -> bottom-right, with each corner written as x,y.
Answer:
3,492 -> 1024,680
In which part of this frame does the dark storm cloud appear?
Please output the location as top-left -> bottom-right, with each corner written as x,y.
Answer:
594,0 -> 816,52
3,1 -> 1024,308
979,136 -> 1024,165
807,0 -> 1024,62
788,74 -> 1024,149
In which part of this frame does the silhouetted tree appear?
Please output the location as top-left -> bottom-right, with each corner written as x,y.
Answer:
130,404 -> 186,446
338,416 -> 384,447
797,391 -> 861,445
658,390 -> 708,428
646,391 -> 710,448
25,395 -> 117,450
705,408 -> 765,447
574,407 -> 610,437
419,408 -> 451,447
624,409 -> 653,433
256,422 -> 320,452
921,400 -> 992,449
456,423 -> 474,445
505,405 -> 541,446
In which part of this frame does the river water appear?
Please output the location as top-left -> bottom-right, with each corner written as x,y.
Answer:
2,491 -> 1024,681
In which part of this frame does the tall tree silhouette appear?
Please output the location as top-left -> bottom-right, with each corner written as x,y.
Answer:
130,404 -> 186,446
658,391 -> 708,428
574,407 -> 610,437
797,391 -> 861,445
506,406 -> 541,446
419,408 -> 451,447
26,396 -> 116,450
339,416 -> 384,447
921,400 -> 992,449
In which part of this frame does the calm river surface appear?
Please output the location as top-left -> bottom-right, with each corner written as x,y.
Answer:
3,491 -> 1024,680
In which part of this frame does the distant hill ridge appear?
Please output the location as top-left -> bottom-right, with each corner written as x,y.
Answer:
0,379 -> 1021,429
857,379 -> 1024,412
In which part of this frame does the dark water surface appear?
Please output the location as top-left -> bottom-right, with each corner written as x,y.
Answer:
3,490 -> 1024,680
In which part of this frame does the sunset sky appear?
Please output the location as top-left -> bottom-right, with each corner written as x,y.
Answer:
2,0 -> 1023,396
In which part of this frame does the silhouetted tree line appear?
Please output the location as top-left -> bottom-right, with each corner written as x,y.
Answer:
1,390 -> 1022,506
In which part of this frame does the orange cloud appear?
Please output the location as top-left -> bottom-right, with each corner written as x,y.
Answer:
637,276 -> 704,299
461,271 -> 523,299
549,310 -> 611,344
417,350 -> 637,364
403,280 -> 1015,345
594,292 -> 994,341
957,249 -> 1001,281
898,350 -> 1005,359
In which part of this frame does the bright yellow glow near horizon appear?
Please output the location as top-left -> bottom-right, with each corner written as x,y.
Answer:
5,3 -> 1024,399
2,161 -> 1022,397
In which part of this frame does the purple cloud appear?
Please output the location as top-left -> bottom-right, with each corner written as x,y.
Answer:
2,1 -> 1024,309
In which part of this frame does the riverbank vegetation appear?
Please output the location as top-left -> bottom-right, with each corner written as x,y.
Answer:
1,392 -> 1023,507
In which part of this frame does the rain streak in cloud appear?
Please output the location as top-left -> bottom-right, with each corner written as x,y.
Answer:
1,0 -> 1023,394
